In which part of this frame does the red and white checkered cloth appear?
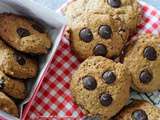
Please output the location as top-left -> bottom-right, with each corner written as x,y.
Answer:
24,1 -> 160,120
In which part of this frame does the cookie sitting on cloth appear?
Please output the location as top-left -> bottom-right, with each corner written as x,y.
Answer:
64,13 -> 129,60
71,56 -> 131,120
124,34 -> 160,92
25,1 -> 160,120
63,0 -> 140,60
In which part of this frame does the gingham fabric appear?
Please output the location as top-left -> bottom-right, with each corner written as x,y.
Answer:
24,1 -> 160,120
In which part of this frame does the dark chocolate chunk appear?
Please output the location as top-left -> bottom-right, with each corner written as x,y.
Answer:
15,52 -> 26,65
93,44 -> 107,57
108,0 -> 121,8
102,71 -> 116,84
99,25 -> 112,39
79,28 -> 93,42
139,70 -> 152,84
144,46 -> 157,61
83,76 -> 97,90
132,109 -> 148,120
100,93 -> 113,106
17,27 -> 30,38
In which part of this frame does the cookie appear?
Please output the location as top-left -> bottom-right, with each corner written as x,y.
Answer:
0,71 -> 26,99
0,39 -> 38,79
71,56 -> 131,119
113,101 -> 160,120
124,34 -> 160,92
66,13 -> 129,60
65,0 -> 140,34
0,92 -> 18,117
0,13 -> 52,54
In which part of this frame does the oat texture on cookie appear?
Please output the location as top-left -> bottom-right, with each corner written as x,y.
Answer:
71,56 -> 131,120
0,39 -> 38,79
124,34 -> 160,92
0,14 -> 52,54
113,101 -> 160,120
66,13 -> 129,60
65,0 -> 140,34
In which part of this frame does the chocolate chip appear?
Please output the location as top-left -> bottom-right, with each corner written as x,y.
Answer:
17,56 -> 26,65
0,79 -> 5,89
93,44 -> 107,57
144,46 -> 157,61
132,109 -> 148,120
32,24 -> 45,33
15,52 -> 26,65
139,70 -> 152,84
17,27 -> 31,38
83,76 -> 97,90
79,28 -> 93,42
108,0 -> 121,8
102,71 -> 116,84
100,93 -> 113,106
98,25 -> 112,39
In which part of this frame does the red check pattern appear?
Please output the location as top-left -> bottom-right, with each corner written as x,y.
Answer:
24,1 -> 160,120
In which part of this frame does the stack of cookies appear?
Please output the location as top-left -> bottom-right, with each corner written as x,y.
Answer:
64,0 -> 160,119
0,13 -> 52,117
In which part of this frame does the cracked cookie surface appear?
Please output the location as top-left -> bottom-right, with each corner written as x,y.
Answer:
67,13 -> 129,60
65,0 -> 140,34
124,34 -> 160,92
0,13 -> 52,54
71,56 -> 131,120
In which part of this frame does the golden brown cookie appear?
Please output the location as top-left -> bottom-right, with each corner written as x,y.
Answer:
0,13 -> 52,54
0,39 -> 38,79
65,0 -> 140,34
71,56 -> 131,120
0,92 -> 18,117
66,13 -> 129,60
113,101 -> 160,120
124,34 -> 160,92
0,71 -> 26,99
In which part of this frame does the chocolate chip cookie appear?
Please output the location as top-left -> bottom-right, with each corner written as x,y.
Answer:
66,13 -> 129,60
0,39 -> 38,79
0,71 -> 26,99
0,92 -> 18,117
113,101 -> 160,120
124,34 -> 160,92
65,0 -> 140,34
0,13 -> 52,54
71,56 -> 131,120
